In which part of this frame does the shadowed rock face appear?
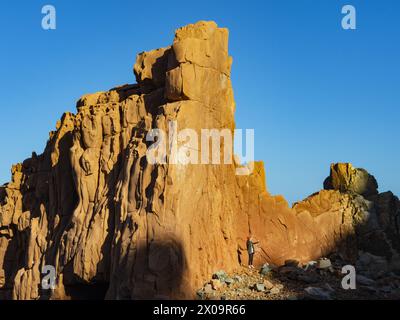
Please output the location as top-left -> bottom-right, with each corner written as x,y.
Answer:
0,22 -> 399,300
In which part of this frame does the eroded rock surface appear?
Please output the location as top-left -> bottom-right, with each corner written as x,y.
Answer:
0,22 -> 399,300
294,163 -> 400,266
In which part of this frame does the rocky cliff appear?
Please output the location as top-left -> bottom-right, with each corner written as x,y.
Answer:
0,21 -> 399,300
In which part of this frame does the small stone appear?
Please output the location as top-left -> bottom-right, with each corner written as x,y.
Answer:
316,258 -> 332,269
204,284 -> 213,294
212,270 -> 227,281
211,279 -> 223,290
260,264 -> 272,275
255,283 -> 266,292
303,261 -> 317,271
196,290 -> 205,300
270,287 -> 280,295
269,264 -> 279,270
263,280 -> 274,290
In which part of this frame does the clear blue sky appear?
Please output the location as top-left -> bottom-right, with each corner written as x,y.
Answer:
0,0 -> 399,205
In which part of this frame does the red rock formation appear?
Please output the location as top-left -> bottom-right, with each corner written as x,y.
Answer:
0,22 -> 398,300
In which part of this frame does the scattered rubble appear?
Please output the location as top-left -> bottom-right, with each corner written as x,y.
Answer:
196,255 -> 400,300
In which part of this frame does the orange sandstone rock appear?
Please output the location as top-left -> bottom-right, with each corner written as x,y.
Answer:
0,21 -> 398,300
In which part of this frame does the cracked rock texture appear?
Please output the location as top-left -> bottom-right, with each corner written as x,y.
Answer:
0,21 -> 399,300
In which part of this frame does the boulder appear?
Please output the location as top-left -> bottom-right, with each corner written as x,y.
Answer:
316,258 -> 332,269
323,163 -> 378,197
133,47 -> 171,91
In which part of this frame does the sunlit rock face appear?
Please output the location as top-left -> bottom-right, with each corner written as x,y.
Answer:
323,163 -> 378,197
294,163 -> 400,265
0,22 -> 399,300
